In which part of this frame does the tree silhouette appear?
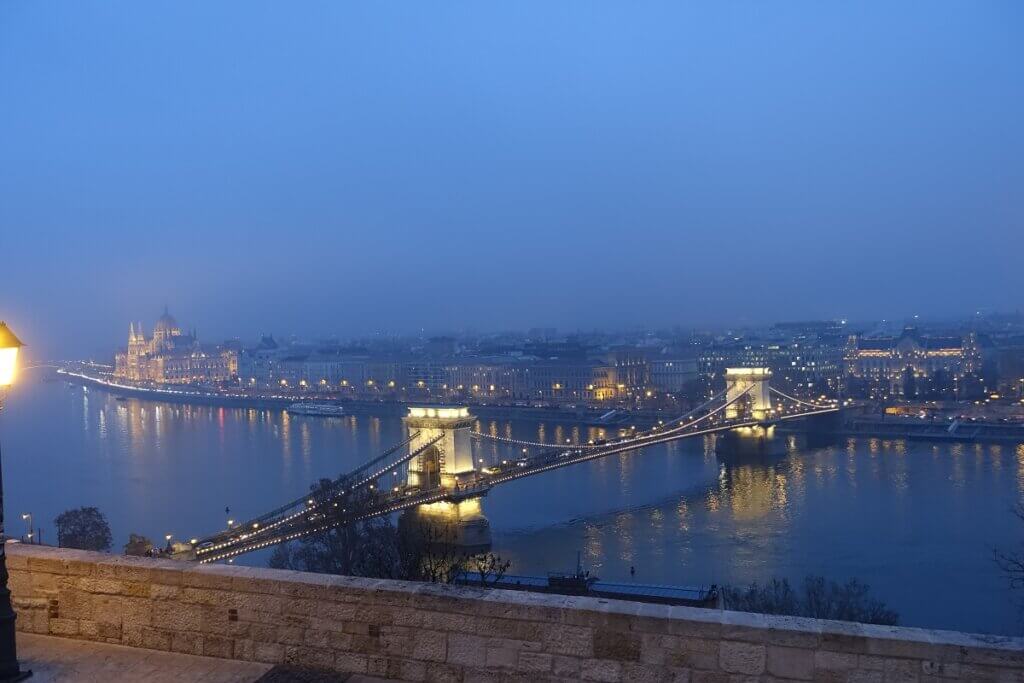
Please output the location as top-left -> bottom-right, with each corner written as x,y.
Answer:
54,507 -> 112,552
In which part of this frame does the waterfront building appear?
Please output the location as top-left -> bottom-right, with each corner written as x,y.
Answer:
844,327 -> 989,399
699,330 -> 844,398
648,357 -> 700,393
114,309 -> 238,385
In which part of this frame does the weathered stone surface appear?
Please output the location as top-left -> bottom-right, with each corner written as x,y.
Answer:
4,544 -> 1023,683
719,641 -> 766,675
766,645 -> 814,680
581,657 -> 623,682
595,627 -> 642,661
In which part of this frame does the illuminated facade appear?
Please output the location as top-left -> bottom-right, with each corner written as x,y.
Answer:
845,328 -> 982,398
114,310 -> 238,385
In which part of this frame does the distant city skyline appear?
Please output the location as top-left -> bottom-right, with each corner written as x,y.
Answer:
2,2 -> 1022,358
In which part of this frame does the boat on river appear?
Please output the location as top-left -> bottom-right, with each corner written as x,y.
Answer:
286,402 -> 346,417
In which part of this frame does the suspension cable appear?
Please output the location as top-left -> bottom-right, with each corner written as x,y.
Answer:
768,386 -> 833,410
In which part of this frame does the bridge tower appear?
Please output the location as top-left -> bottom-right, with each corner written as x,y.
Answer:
724,368 -> 772,421
718,368 -> 785,459
403,406 -> 491,548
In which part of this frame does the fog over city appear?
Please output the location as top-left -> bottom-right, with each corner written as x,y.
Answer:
2,2 -> 1022,358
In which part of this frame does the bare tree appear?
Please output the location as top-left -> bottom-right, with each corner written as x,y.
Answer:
995,503 -> 1024,590
723,575 -> 898,625
270,478 -> 511,585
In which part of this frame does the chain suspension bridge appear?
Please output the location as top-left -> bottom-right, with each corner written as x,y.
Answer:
185,369 -> 846,563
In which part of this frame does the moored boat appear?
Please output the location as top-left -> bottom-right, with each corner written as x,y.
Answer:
286,402 -> 345,417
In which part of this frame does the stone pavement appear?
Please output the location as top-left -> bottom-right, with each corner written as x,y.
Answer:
16,633 -> 393,682
18,632 -> 272,682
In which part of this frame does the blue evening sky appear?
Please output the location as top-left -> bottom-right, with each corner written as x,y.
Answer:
1,2 -> 1022,357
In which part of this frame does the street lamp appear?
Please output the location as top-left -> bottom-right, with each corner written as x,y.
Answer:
0,321 -> 30,680
17,517 -> 30,546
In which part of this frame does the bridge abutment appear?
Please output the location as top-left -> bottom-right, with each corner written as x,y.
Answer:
715,424 -> 788,460
400,496 -> 492,551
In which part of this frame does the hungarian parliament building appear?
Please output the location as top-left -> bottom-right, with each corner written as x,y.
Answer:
114,309 -> 238,385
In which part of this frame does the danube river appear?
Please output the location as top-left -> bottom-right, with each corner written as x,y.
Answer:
2,377 -> 1022,636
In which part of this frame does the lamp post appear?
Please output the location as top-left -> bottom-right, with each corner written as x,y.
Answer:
0,321 -> 30,680
17,517 -> 29,546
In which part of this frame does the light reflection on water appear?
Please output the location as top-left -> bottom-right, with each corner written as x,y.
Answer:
1,379 -> 1022,636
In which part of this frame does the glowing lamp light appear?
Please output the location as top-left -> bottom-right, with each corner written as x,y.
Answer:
0,322 -> 24,388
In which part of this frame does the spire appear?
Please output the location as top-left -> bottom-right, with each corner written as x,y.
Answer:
129,322 -> 135,340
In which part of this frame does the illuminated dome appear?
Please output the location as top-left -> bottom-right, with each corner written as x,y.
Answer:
153,307 -> 179,339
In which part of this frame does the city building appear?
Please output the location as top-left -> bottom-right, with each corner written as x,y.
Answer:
114,309 -> 238,385
844,327 -> 989,399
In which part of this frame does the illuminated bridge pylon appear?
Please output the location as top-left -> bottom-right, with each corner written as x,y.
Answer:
403,406 -> 491,548
724,367 -> 773,421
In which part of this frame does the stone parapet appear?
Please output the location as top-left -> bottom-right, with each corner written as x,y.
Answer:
6,544 -> 1022,681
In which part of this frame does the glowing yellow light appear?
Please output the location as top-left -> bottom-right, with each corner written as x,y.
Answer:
0,323 -> 23,388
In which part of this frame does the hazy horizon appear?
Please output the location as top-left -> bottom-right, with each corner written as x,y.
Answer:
2,2 -> 1021,358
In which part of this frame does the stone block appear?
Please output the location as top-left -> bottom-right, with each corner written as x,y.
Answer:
142,626 -> 172,651
123,624 -> 144,647
518,651 -> 553,673
485,646 -> 517,669
581,658 -> 623,682
120,596 -> 152,628
448,633 -> 486,667
49,618 -> 79,636
277,625 -> 305,645
397,658 -> 428,681
152,601 -> 203,632
182,587 -> 240,608
284,645 -> 335,669
76,577 -> 124,595
815,650 -> 859,672
766,645 -> 814,680
540,623 -> 594,657
412,629 -> 447,662
462,670 -> 501,683
203,634 -> 234,659
553,655 -> 582,678
425,662 -> 462,683
150,584 -> 180,601
79,619 -> 100,640
171,631 -> 203,656
334,651 -> 369,673
719,641 -> 766,676
595,628 -> 642,661
690,672 -> 728,683
622,661 -> 678,683
234,638 -> 255,661
254,640 -> 285,663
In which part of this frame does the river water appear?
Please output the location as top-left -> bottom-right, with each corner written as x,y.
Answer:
1,377 -> 1021,635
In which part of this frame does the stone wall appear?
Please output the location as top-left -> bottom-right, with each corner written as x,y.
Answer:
6,544 -> 1023,681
